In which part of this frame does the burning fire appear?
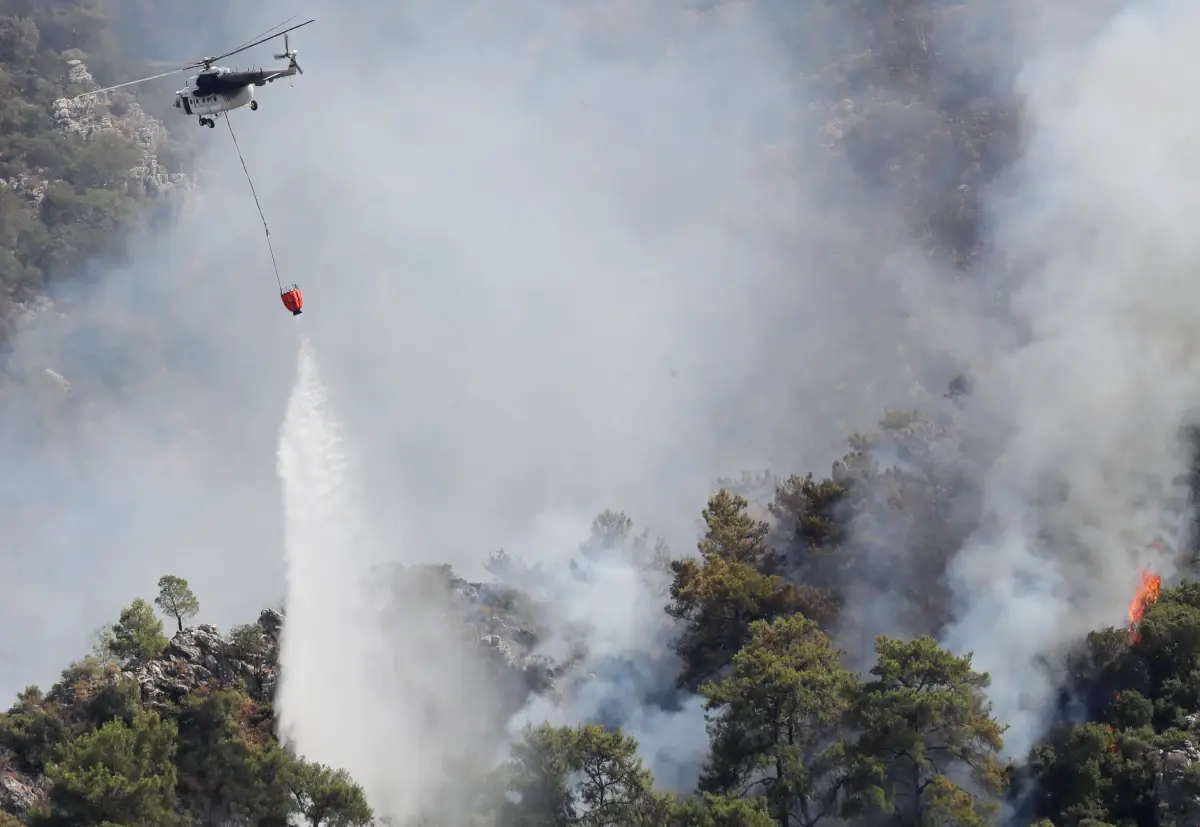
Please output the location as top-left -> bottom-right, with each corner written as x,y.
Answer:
1127,569 -> 1162,644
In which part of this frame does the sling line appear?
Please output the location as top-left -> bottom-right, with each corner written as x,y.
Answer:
226,116 -> 284,292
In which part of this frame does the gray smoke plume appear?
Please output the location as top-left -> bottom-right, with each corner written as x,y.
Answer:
941,0 -> 1200,757
489,511 -> 710,793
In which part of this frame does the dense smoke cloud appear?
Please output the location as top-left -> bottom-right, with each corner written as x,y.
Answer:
1,0 -> 946,700
943,0 -> 1200,755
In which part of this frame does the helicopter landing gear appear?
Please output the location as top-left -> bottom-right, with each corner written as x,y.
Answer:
249,100 -> 258,111
198,116 -> 215,128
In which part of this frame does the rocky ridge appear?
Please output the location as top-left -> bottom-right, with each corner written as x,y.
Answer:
1151,728 -> 1200,826
0,578 -> 552,820
0,608 -> 282,818
0,56 -> 191,213
49,59 -> 191,199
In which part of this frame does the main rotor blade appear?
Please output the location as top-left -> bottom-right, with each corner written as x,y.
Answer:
209,19 -> 314,66
144,19 -> 297,71
227,16 -> 298,56
73,67 -> 189,99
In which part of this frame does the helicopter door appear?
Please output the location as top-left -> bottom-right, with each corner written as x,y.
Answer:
180,96 -> 192,115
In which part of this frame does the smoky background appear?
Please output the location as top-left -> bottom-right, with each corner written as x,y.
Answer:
3,0 -> 1197,814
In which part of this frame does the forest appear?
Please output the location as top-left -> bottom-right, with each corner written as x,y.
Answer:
3,488 -> 1197,827
2,0 -> 1197,824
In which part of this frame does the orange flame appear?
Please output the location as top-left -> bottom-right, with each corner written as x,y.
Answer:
1127,569 -> 1162,644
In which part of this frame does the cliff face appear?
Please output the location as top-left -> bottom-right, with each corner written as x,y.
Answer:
52,59 -> 191,199
0,59 -> 189,222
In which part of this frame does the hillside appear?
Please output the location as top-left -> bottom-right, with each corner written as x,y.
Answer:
4,0 -> 1200,825
6,502 -> 1200,827
0,579 -> 374,826
0,0 -> 195,345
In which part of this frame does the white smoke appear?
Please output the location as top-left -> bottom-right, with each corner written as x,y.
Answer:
942,0 -> 1200,758
491,511 -> 710,793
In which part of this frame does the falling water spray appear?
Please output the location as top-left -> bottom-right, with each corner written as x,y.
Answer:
275,336 -> 381,794
274,336 -> 498,823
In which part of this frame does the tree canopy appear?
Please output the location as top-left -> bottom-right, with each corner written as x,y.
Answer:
1,587 -> 374,827
155,575 -> 200,633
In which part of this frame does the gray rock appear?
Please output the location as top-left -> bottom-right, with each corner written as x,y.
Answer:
258,608 -> 284,637
0,769 -> 44,816
1152,739 -> 1200,825
49,59 -> 192,198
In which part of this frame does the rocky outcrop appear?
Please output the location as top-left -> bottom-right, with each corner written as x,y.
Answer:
0,579 -> 561,822
1152,736 -> 1200,826
128,609 -> 282,709
0,609 -> 282,821
117,580 -> 550,716
0,175 -> 46,214
449,576 -> 557,694
0,770 -> 44,819
50,59 -> 190,198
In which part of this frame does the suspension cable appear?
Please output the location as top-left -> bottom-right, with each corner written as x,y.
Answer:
225,115 -> 284,292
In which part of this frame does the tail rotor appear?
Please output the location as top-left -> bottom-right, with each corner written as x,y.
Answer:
273,33 -> 303,74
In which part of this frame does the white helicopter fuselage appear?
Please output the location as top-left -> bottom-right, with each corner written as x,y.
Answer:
173,76 -> 253,116
75,17 -> 310,130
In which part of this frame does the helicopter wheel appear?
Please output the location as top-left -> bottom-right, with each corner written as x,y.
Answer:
250,100 -> 258,111
208,119 -> 216,128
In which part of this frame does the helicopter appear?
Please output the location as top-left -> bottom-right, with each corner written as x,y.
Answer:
73,18 -> 314,128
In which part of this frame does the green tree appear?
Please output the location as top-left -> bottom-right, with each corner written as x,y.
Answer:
154,575 -> 200,632
667,490 -> 830,690
581,509 -> 671,574
1023,722 -> 1158,827
100,598 -> 169,662
228,622 -> 268,658
79,674 -> 142,731
174,689 -> 270,825
1020,581 -> 1200,825
582,509 -> 634,553
35,708 -> 184,827
769,428 -> 977,652
288,760 -> 374,827
701,614 -> 857,827
665,793 -> 777,827
496,723 -> 667,826
850,636 -> 1006,827
243,744 -> 303,825
0,686 -> 70,774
